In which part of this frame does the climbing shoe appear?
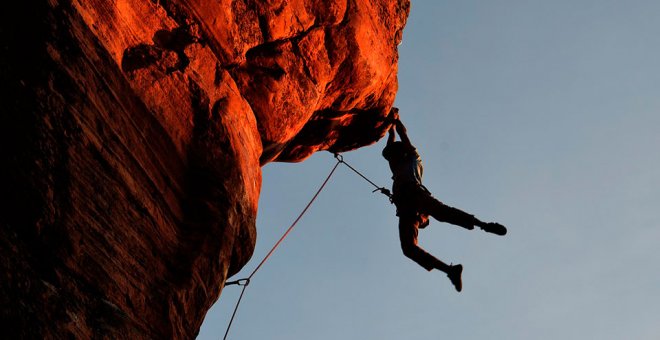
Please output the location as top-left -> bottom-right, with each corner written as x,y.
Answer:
446,264 -> 463,292
480,222 -> 507,236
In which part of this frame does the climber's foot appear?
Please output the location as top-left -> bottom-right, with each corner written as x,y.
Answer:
480,222 -> 507,236
446,264 -> 463,292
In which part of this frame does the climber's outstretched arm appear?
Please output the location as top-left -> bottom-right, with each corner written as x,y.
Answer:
395,119 -> 413,149
386,107 -> 399,146
387,125 -> 396,145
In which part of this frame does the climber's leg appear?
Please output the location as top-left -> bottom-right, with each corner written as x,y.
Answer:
398,215 -> 450,273
417,190 -> 480,230
417,189 -> 507,235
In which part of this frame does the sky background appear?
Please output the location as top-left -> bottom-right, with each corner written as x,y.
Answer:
198,1 -> 660,339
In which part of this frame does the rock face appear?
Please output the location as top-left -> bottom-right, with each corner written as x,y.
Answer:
0,0 -> 409,338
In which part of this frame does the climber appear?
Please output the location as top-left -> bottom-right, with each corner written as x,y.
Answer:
382,108 -> 507,292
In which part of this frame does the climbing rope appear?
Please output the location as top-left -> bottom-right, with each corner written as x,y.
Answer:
222,157 -> 341,340
222,152 -> 391,339
333,153 -> 393,201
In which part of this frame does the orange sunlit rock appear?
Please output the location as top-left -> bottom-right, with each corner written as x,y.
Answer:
0,0 -> 409,338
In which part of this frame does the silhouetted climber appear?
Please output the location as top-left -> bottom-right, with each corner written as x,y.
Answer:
382,108 -> 507,292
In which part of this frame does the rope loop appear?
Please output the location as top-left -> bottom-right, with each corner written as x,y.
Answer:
333,152 -> 343,162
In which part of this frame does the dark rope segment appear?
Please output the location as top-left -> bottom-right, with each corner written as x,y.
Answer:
334,153 -> 392,199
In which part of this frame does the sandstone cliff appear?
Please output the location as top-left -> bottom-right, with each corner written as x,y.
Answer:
0,0 -> 409,338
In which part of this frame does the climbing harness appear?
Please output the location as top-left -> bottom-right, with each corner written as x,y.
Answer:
222,152 -> 390,339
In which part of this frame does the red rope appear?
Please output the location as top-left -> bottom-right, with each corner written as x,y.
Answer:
223,159 -> 341,340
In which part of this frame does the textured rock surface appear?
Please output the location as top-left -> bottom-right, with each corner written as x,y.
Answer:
0,0 -> 409,338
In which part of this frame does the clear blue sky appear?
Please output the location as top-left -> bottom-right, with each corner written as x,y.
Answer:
198,2 -> 660,339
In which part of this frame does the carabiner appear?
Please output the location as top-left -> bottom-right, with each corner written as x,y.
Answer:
225,278 -> 251,287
